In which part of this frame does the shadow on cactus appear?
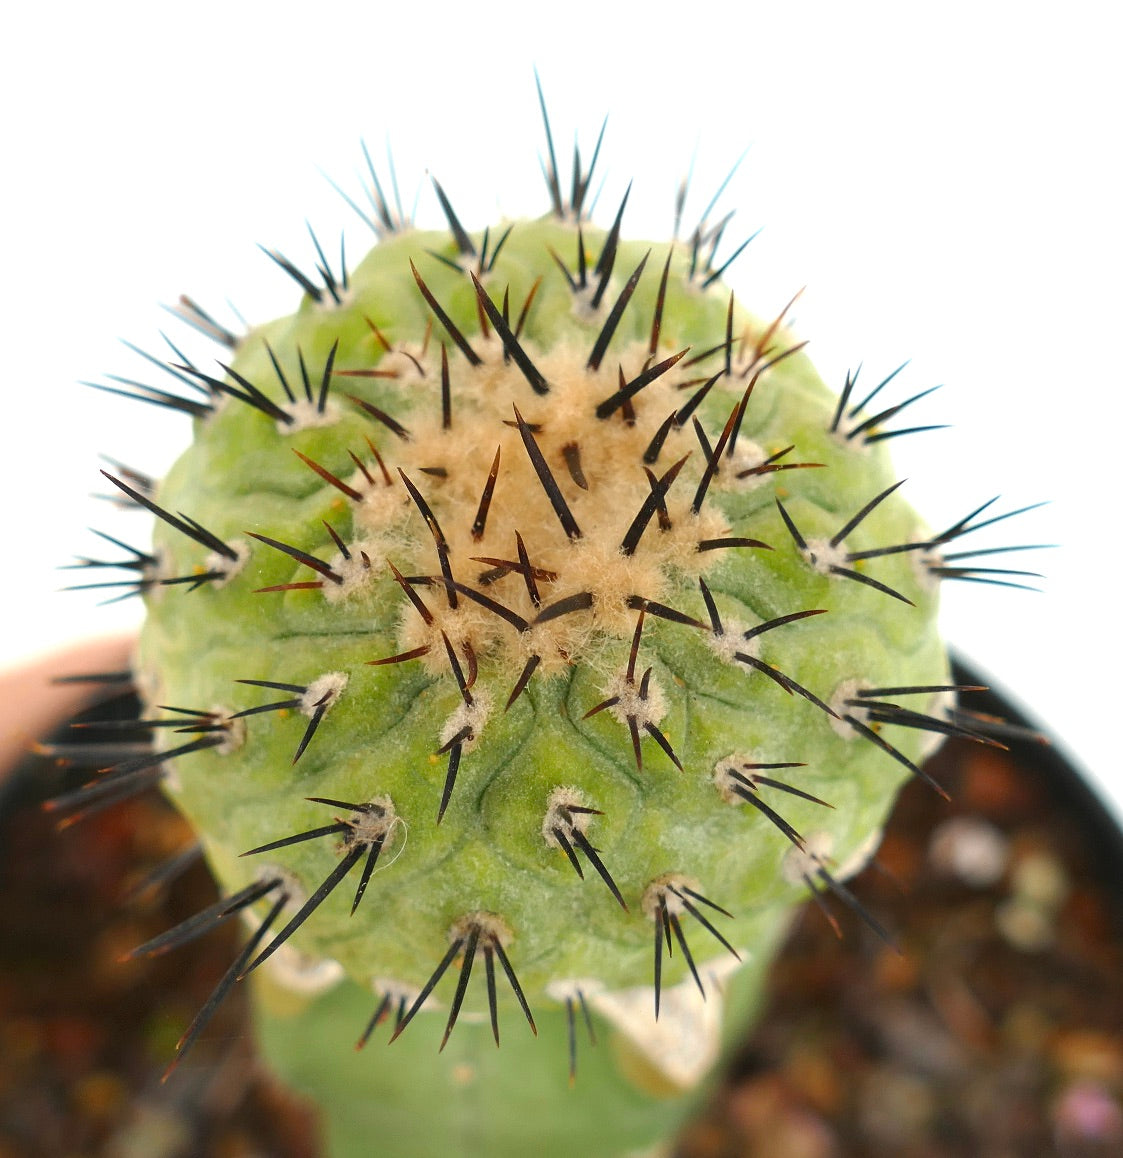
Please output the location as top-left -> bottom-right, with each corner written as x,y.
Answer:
50,81 -> 1044,1157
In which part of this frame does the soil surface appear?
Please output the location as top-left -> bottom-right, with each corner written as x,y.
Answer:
2,679 -> 1121,1157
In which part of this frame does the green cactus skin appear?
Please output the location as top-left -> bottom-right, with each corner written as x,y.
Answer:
56,93 -> 1037,1157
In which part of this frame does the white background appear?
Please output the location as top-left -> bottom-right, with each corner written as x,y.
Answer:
2,4 -> 1119,818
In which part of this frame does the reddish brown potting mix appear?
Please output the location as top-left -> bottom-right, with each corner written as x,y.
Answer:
3,700 -> 1121,1157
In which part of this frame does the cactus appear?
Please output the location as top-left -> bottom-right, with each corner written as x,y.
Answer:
52,84 -> 1041,1158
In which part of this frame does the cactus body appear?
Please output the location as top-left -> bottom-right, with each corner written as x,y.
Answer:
60,96 -> 1038,1157
143,220 -> 944,993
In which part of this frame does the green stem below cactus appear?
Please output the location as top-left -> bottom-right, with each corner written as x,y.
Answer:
252,911 -> 787,1158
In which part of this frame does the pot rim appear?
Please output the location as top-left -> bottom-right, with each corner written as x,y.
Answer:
951,647 -> 1123,879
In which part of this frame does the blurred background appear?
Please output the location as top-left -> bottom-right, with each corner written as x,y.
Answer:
2,2 -> 1118,816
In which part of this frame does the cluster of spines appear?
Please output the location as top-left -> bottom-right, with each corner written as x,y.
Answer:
48,84 -> 1050,1083
644,877 -> 742,1021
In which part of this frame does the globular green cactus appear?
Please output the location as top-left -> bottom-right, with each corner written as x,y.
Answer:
54,86 -> 1039,1158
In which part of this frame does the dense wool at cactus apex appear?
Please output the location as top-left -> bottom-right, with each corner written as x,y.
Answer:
51,83 -> 1039,1145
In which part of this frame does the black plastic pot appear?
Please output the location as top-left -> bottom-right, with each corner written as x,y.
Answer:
949,651 -> 1123,887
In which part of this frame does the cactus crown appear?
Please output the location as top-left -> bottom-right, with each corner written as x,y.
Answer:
54,84 -> 1041,1099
